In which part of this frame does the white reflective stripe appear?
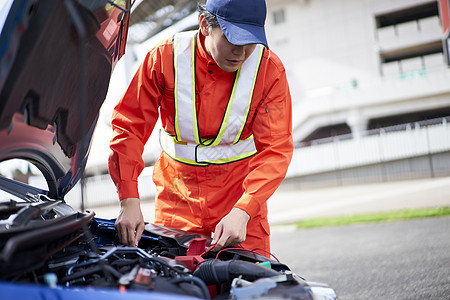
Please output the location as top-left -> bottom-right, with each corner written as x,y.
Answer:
197,137 -> 257,163
219,44 -> 264,145
174,31 -> 198,143
160,130 -> 256,164
160,129 -> 198,162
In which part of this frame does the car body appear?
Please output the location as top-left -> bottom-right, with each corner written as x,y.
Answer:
0,1 -> 337,299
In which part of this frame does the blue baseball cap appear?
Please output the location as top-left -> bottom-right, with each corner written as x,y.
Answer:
206,0 -> 269,48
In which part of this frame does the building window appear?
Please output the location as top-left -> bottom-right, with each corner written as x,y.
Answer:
273,9 -> 285,25
375,1 -> 439,29
374,1 -> 444,75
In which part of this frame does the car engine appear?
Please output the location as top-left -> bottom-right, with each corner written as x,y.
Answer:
0,197 -> 337,300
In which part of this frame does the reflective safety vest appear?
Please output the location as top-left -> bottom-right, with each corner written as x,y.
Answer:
160,31 -> 265,166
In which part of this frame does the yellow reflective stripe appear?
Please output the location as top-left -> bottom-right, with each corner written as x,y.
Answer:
165,151 -> 255,166
165,153 -> 210,166
173,37 -> 181,141
206,68 -> 241,147
198,150 -> 257,164
163,151 -> 210,166
190,35 -> 200,144
159,130 -> 209,166
196,134 -> 256,164
160,129 -> 256,166
174,32 -> 198,143
233,46 -> 264,144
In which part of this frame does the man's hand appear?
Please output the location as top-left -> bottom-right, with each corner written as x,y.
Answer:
115,197 -> 145,247
211,208 -> 250,251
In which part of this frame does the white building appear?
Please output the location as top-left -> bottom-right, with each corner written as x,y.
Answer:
264,0 -> 449,144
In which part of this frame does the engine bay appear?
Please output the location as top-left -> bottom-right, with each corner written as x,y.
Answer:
0,198 -> 337,300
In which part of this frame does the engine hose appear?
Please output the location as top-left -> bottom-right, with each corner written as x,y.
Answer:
193,259 -> 279,286
170,276 -> 211,300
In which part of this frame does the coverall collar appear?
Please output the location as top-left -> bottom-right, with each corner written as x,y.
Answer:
197,30 -> 216,67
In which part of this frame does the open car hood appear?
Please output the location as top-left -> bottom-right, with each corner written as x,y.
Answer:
0,0 -> 130,200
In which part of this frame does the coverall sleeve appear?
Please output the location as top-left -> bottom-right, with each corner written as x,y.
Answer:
233,60 -> 294,218
108,48 -> 163,200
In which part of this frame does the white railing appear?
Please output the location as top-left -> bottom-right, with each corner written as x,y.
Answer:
287,118 -> 450,177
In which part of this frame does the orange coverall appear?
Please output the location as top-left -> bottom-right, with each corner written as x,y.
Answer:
109,32 -> 293,253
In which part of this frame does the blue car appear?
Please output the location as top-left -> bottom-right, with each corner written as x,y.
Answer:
0,1 -> 337,299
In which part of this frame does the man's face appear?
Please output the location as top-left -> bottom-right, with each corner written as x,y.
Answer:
200,15 -> 257,72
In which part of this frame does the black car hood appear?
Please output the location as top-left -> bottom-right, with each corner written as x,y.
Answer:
0,0 -> 130,200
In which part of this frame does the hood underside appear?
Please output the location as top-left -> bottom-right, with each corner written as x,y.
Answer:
0,0 -> 130,200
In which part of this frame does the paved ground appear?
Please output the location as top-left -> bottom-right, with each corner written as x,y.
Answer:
266,176 -> 450,299
271,216 -> 450,300
90,176 -> 450,224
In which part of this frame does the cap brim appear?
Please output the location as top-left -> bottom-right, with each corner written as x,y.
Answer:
217,17 -> 269,49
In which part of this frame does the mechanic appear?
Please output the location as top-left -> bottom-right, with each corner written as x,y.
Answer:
108,0 -> 293,256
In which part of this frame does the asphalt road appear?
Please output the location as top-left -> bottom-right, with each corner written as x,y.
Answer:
271,216 -> 450,300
